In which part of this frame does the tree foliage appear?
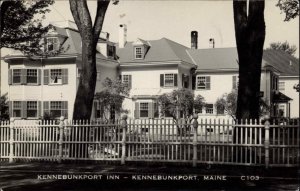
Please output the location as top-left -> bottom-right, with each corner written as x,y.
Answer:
157,89 -> 205,121
276,0 -> 299,21
0,93 -> 9,121
215,90 -> 270,121
267,41 -> 297,56
94,78 -> 129,120
0,0 -> 54,53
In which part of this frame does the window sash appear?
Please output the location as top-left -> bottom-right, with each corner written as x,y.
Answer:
46,37 -> 59,51
50,69 -> 62,84
197,76 -> 206,89
279,82 -> 285,91
164,74 -> 174,87
27,69 -> 38,84
205,104 -> 214,114
12,69 -> 21,83
140,102 -> 149,117
135,47 -> 143,59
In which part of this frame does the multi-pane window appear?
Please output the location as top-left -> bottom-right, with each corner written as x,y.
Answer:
122,75 -> 132,88
50,69 -> 62,84
279,82 -> 285,91
13,101 -> 22,117
140,102 -> 149,118
13,69 -> 21,84
46,37 -> 59,51
27,69 -> 38,84
205,104 -> 214,114
50,101 -> 62,118
164,74 -> 175,87
196,76 -> 210,90
135,47 -> 143,59
27,101 -> 38,118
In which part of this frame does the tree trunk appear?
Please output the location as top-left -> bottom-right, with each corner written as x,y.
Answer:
233,0 -> 266,121
70,0 -> 109,120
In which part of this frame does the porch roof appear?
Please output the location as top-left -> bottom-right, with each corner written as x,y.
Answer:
273,91 -> 292,103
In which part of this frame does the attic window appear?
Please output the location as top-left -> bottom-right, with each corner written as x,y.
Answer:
46,37 -> 59,52
134,47 -> 143,59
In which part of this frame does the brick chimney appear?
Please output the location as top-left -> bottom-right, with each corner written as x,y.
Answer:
191,31 -> 198,49
119,24 -> 127,48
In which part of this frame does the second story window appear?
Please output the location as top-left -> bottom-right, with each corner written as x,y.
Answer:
279,81 -> 285,91
50,69 -> 62,84
46,37 -> 59,52
134,47 -> 143,59
164,74 -> 174,87
13,69 -> 21,84
27,69 -> 38,84
160,73 -> 178,87
197,76 -> 211,90
122,75 -> 132,88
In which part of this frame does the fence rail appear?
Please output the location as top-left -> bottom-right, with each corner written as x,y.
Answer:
0,116 -> 299,168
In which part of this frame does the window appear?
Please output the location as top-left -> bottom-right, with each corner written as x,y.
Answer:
50,69 -> 62,84
13,101 -> 22,118
50,101 -> 62,118
107,45 -> 115,57
205,104 -> 214,114
279,82 -> 285,91
134,47 -> 143,59
195,106 -> 202,114
216,105 -> 225,115
122,75 -> 132,88
27,69 -> 38,84
46,37 -> 59,52
165,74 -> 175,87
197,76 -> 210,90
232,76 -> 239,89
140,102 -> 149,118
13,69 -> 21,84
27,101 -> 38,118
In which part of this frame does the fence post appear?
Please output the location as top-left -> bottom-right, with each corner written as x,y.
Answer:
9,118 -> 15,163
58,116 -> 65,163
121,115 -> 127,165
264,115 -> 270,169
192,114 -> 198,167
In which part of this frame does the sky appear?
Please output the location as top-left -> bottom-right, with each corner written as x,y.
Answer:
46,0 -> 299,56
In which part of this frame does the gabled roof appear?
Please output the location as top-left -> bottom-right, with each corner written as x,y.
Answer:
116,38 -> 195,65
187,47 -> 299,76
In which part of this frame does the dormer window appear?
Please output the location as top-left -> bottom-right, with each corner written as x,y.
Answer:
134,47 -> 143,59
46,37 -> 59,52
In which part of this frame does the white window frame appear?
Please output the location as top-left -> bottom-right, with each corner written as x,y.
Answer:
46,37 -> 59,52
12,69 -> 21,84
205,104 -> 214,114
12,101 -> 22,118
122,75 -> 131,87
279,81 -> 285,91
164,74 -> 175,87
26,69 -> 38,84
134,47 -> 143,59
50,69 -> 62,85
196,76 -> 206,90
140,102 -> 149,118
27,101 -> 38,118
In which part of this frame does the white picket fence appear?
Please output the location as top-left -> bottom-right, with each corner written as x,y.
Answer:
0,116 -> 299,168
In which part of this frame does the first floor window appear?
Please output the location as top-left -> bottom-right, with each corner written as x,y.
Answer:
13,101 -> 22,117
50,101 -> 62,118
27,69 -> 38,84
140,102 -> 149,118
50,69 -> 62,84
206,104 -> 214,114
27,101 -> 38,118
13,69 -> 21,84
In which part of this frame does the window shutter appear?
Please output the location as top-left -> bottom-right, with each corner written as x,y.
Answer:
148,102 -> 154,118
43,101 -> 49,117
44,70 -> 49,85
128,75 -> 132,89
192,76 -> 196,90
21,101 -> 27,119
119,75 -> 122,81
174,74 -> 178,87
134,102 -> 140,119
160,74 -> 164,87
8,69 -> 12,85
21,69 -> 27,85
93,101 -> 98,118
9,101 -> 12,118
61,101 -> 68,119
186,75 -> 190,88
38,101 -> 42,118
182,74 -> 185,87
37,69 -> 42,85
233,76 -> 237,89
62,69 -> 68,84
206,76 -> 211,90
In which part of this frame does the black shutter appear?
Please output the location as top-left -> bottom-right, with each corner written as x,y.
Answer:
134,102 -> 140,119
233,76 -> 237,89
192,76 -> 196,90
129,75 -> 132,89
9,101 -> 12,118
160,74 -> 164,87
186,75 -> 190,88
20,69 -> 27,85
37,69 -> 42,85
174,74 -> 178,87
8,69 -> 12,85
21,101 -> 27,119
44,70 -> 49,85
182,74 -> 185,87
62,69 -> 68,84
206,76 -> 211,90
